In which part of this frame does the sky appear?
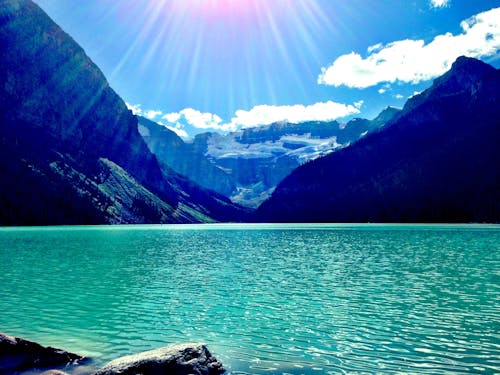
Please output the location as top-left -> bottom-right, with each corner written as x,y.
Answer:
34,0 -> 500,138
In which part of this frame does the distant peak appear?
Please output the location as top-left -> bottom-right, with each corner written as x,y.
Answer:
381,105 -> 401,114
373,106 -> 401,123
433,56 -> 495,88
451,56 -> 491,71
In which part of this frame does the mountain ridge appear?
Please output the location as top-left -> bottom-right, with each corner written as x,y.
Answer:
256,56 -> 500,223
0,0 -> 247,225
139,107 -> 400,208
1,1 -> 497,224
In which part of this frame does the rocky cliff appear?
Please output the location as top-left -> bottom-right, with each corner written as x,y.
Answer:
0,0 -> 247,224
138,117 -> 236,197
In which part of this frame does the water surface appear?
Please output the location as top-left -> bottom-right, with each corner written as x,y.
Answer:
0,224 -> 498,374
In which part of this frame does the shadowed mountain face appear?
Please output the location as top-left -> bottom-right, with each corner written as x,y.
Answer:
138,116 -> 237,197
257,57 -> 500,223
139,108 -> 399,208
0,0 -> 247,225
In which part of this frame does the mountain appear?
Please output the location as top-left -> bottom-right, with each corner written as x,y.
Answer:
257,57 -> 500,223
139,108 -> 399,208
138,116 -> 237,197
0,0 -> 247,225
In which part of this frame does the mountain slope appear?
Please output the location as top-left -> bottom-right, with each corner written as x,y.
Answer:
257,57 -> 500,223
139,108 -> 399,208
0,0 -> 246,224
138,116 -> 237,197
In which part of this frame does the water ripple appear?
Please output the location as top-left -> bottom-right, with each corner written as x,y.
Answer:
0,225 -> 498,374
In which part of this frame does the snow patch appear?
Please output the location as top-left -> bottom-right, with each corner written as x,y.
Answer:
206,132 -> 341,162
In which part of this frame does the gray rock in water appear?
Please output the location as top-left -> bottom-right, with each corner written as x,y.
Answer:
0,333 -> 85,373
95,343 -> 225,375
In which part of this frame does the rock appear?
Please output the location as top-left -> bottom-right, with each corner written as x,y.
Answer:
95,343 -> 225,375
0,333 -> 85,373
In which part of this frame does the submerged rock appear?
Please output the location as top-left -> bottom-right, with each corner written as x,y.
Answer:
0,333 -> 85,373
95,343 -> 225,375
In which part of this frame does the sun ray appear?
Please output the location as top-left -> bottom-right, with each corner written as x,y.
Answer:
78,0 -> 368,121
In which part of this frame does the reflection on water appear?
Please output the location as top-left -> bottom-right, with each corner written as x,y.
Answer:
0,224 -> 498,374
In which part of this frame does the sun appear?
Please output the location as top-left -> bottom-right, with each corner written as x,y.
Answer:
189,0 -> 261,19
106,0 -> 335,117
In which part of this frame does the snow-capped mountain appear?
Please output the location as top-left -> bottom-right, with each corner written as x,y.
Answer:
139,106 -> 400,207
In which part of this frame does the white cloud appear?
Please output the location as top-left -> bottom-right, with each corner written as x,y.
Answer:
126,102 -> 142,116
158,101 -> 359,133
162,112 -> 181,123
318,7 -> 500,88
145,110 -> 162,120
378,83 -> 391,94
353,100 -> 364,109
229,101 -> 360,129
367,43 -> 383,53
165,125 -> 189,138
430,0 -> 449,8
394,94 -> 404,99
148,120 -> 189,138
125,103 -> 162,120
128,100 -> 361,136
179,108 -> 224,129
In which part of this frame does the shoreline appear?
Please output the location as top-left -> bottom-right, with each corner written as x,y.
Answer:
1,222 -> 499,230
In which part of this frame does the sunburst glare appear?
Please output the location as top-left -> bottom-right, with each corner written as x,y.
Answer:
104,0 -> 343,117
33,0 -> 500,135
2,1 -> 500,373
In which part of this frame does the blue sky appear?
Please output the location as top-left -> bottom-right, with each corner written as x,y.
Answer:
34,0 -> 500,138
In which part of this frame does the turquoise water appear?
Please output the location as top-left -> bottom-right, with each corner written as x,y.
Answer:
0,224 -> 499,374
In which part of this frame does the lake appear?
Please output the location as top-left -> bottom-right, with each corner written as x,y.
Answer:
0,224 -> 498,374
